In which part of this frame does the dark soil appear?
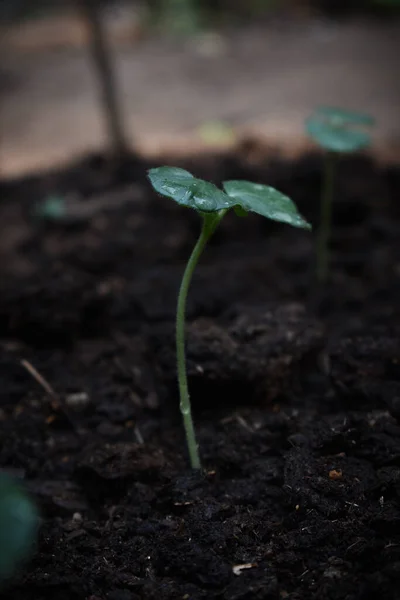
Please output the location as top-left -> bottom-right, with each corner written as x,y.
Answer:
1,145 -> 400,600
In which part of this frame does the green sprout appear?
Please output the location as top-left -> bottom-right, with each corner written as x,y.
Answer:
0,474 -> 38,586
148,166 -> 311,469
306,106 -> 375,282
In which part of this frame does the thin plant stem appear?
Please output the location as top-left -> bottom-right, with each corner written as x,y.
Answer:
176,211 -> 225,470
79,0 -> 128,156
316,152 -> 336,282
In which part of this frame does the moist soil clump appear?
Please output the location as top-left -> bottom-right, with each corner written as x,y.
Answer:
0,146 -> 400,600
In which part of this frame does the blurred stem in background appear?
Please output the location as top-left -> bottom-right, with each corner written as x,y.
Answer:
316,151 -> 335,282
78,0 -> 129,157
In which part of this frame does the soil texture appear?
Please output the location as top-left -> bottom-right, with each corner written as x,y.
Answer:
0,146 -> 400,600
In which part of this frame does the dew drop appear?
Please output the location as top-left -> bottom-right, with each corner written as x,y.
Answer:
181,189 -> 193,204
194,196 -> 216,211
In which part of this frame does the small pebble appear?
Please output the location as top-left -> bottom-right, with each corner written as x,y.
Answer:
65,392 -> 90,409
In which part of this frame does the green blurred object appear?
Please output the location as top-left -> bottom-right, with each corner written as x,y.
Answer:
0,474 -> 39,584
305,106 -> 375,153
197,121 -> 236,145
33,195 -> 67,221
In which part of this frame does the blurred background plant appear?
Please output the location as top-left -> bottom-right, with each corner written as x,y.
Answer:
1,0 -> 399,28
78,0 -> 129,156
0,0 -> 398,176
0,474 -> 38,587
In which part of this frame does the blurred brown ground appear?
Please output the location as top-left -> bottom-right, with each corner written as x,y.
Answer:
0,7 -> 399,176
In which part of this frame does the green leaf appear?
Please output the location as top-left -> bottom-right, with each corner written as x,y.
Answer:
148,167 -> 311,230
148,166 -> 232,213
223,181 -> 311,230
306,106 -> 374,153
0,475 -> 38,583
34,195 -> 66,221
312,106 -> 375,127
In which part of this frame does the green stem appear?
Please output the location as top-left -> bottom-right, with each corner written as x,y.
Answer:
176,211 -> 226,470
316,152 -> 336,282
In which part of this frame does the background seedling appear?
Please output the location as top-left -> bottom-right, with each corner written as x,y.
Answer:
306,106 -> 374,282
0,474 -> 38,586
148,166 -> 311,469
79,0 -> 128,157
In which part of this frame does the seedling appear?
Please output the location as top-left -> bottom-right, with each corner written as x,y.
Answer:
148,166 -> 311,469
306,106 -> 374,282
0,474 -> 38,585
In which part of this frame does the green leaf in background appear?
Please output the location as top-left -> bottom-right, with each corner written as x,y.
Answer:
0,475 -> 38,584
305,106 -> 375,153
33,195 -> 66,221
148,166 -> 232,212
312,106 -> 375,126
223,180 -> 311,230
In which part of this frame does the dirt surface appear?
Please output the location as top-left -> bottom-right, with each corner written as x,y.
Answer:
1,19 -> 400,177
1,147 -> 400,599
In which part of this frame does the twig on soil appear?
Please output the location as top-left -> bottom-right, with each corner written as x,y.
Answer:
20,359 -> 83,436
345,538 -> 367,556
105,506 -> 118,531
235,414 -> 254,433
220,413 -> 254,433
232,563 -> 257,575
20,359 -> 59,409
133,425 -> 144,445
299,569 -> 310,579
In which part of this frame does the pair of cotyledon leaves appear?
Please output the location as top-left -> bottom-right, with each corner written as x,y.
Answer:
0,474 -> 38,584
148,167 -> 311,230
306,106 -> 375,153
